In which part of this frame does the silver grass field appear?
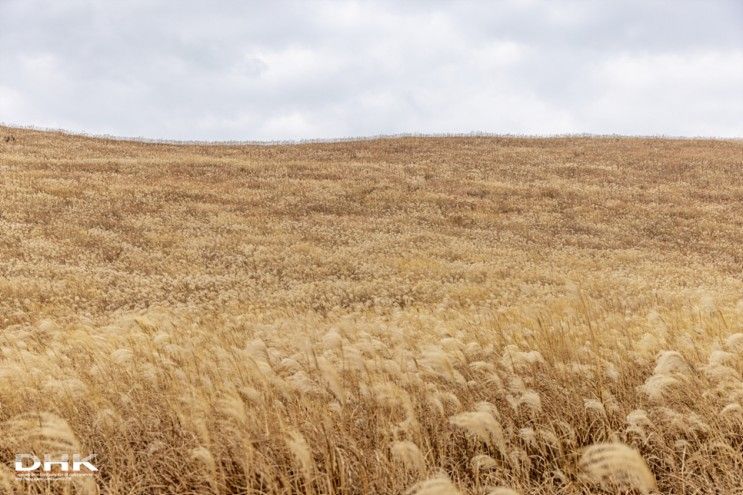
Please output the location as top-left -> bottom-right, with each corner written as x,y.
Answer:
1,127 -> 742,494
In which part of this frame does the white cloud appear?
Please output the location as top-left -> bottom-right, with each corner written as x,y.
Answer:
0,0 -> 741,139
254,46 -> 342,85
260,112 -> 315,140
0,85 -> 24,117
599,51 -> 743,90
585,50 -> 743,136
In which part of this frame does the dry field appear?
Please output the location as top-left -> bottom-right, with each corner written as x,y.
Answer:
0,126 -> 742,494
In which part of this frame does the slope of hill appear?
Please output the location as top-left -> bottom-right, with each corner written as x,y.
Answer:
1,126 -> 742,493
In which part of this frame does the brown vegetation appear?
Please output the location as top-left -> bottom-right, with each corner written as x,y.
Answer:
0,126 -> 742,493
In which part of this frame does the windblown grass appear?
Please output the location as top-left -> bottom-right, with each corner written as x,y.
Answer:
0,127 -> 742,493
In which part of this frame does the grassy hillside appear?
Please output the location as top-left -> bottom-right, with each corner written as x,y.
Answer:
1,126 -> 742,494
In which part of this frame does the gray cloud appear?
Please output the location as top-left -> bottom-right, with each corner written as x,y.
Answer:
1,0 -> 741,140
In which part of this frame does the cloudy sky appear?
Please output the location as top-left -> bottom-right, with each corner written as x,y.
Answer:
0,0 -> 741,140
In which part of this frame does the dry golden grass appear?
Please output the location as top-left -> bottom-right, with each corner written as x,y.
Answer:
0,126 -> 742,494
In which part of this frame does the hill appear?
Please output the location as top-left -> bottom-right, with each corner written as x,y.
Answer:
1,126 -> 742,493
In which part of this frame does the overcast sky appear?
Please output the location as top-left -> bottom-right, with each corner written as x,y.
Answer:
1,0 -> 741,141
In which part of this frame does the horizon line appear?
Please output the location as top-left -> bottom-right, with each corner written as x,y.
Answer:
2,122 -> 741,147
